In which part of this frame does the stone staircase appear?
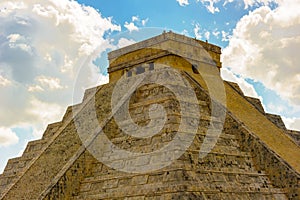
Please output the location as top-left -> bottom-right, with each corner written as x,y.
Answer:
0,85 -> 104,199
74,140 -> 287,199
226,81 -> 300,146
72,73 -> 289,199
0,122 -> 61,198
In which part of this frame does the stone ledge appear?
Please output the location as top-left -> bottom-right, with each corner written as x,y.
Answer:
108,32 -> 221,61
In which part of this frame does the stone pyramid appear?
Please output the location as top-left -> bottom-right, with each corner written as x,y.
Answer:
0,32 -> 299,200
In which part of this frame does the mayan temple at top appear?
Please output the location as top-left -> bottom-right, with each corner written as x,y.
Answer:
0,32 -> 299,199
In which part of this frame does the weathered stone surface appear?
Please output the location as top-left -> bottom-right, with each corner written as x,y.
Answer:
0,32 -> 299,200
246,96 -> 265,114
286,130 -> 300,146
265,113 -> 287,130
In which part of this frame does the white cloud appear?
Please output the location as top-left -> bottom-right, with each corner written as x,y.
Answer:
221,30 -> 231,41
193,24 -> 213,41
243,0 -> 276,9
36,76 -> 65,90
282,117 -> 300,131
221,67 -> 260,98
181,29 -> 189,35
141,18 -> 149,26
0,127 -> 19,147
117,38 -> 136,48
124,16 -> 148,32
177,0 -> 189,6
28,85 -> 44,92
0,75 -> 12,87
204,31 -> 210,40
28,98 -> 65,137
124,22 -> 139,32
197,0 -> 220,13
222,1 -> 300,109
0,1 -> 26,17
0,0 -> 121,143
212,30 -> 220,38
193,23 -> 202,39
223,0 -> 234,6
7,33 -> 33,54
266,102 -> 285,113
196,0 -> 278,13
7,34 -> 22,43
132,16 -> 139,22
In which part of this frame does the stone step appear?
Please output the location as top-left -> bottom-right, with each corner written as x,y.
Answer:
0,124 -> 60,198
94,190 -> 287,200
75,178 -> 287,200
0,168 -> 24,198
42,122 -> 62,140
195,133 -> 240,150
210,144 -> 242,155
3,157 -> 23,173
23,139 -> 48,154
2,156 -> 32,176
82,85 -> 104,102
80,166 -> 270,185
203,190 -> 287,200
74,192 -> 287,200
197,127 -> 237,139
61,105 -> 78,123
60,103 -> 82,125
0,175 -> 5,196
7,139 -> 49,176
0,172 -> 21,184
0,84 -> 109,199
265,113 -> 286,130
225,81 -> 244,96
180,151 -> 256,173
245,96 -> 265,114
0,174 -> 19,197
285,130 -> 300,145
129,96 -> 207,109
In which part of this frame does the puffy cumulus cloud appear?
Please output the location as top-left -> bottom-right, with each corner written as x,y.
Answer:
176,0 -> 190,6
222,1 -> 300,109
124,16 -> 148,32
0,0 -> 121,144
0,127 -> 19,147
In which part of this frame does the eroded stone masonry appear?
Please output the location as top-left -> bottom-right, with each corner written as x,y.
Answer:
0,32 -> 299,199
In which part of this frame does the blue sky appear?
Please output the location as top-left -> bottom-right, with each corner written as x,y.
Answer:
0,0 -> 299,173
